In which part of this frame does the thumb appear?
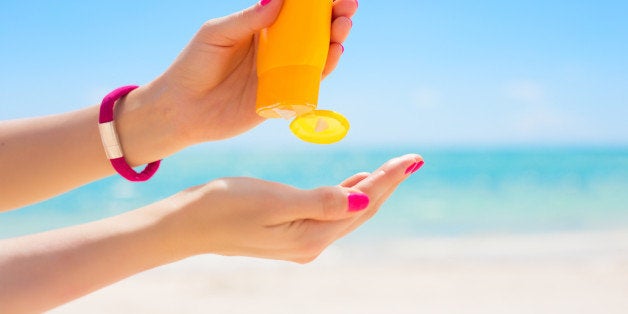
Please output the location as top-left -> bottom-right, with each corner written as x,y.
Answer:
287,187 -> 370,221
200,0 -> 284,46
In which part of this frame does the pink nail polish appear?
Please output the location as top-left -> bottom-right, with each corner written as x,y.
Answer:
348,193 -> 369,212
405,162 -> 418,174
340,43 -> 345,53
410,161 -> 424,174
355,0 -> 359,8
405,161 -> 425,174
260,0 -> 272,6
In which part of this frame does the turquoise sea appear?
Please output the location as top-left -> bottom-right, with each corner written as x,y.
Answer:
1,146 -> 628,239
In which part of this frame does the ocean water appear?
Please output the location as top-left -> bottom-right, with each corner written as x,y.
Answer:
1,146 -> 628,239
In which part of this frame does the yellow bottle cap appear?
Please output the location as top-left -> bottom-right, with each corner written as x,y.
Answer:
289,110 -> 349,144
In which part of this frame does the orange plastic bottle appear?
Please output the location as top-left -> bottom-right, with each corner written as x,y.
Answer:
256,0 -> 349,144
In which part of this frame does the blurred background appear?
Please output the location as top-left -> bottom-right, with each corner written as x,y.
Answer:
1,0 -> 627,146
2,1 -> 627,313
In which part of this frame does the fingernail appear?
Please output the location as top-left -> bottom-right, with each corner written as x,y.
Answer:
410,161 -> 425,174
260,0 -> 272,6
405,163 -> 418,174
405,161 -> 425,174
340,43 -> 345,53
355,0 -> 359,8
348,193 -> 369,212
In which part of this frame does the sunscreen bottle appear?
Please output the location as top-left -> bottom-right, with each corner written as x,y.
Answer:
256,0 -> 349,144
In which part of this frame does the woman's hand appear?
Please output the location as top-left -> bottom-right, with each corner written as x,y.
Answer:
0,154 -> 422,312
171,154 -> 423,263
126,0 -> 358,148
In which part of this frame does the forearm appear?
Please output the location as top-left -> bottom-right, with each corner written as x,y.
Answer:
0,197 -> 188,313
0,84 -> 186,211
0,106 -> 112,210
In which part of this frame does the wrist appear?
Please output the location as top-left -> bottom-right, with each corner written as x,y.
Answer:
132,194 -> 199,263
152,186 -> 213,259
112,82 -> 189,166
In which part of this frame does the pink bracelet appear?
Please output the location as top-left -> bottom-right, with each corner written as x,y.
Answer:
98,85 -> 161,182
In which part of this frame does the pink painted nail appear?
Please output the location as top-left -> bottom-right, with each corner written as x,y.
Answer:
405,162 -> 418,174
348,193 -> 369,212
260,0 -> 272,6
340,43 -> 345,53
405,161 -> 425,174
410,161 -> 425,174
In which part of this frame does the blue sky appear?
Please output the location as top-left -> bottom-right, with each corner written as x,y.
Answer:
1,0 -> 627,147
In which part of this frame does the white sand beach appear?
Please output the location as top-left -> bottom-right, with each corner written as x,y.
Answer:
52,229 -> 628,314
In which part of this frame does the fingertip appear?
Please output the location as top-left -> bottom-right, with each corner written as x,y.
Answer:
199,0 -> 284,45
405,160 -> 425,175
258,0 -> 284,10
333,15 -> 353,30
322,43 -> 343,78
333,0 -> 359,19
400,154 -> 424,175
257,0 -> 282,8
242,0 -> 284,33
330,13 -> 353,44
353,154 -> 424,196
330,42 -> 344,55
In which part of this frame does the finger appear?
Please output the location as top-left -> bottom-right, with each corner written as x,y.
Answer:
354,154 -> 423,198
198,0 -> 284,46
333,0 -> 359,19
339,172 -> 370,188
289,155 -> 422,225
372,158 -> 425,208
330,16 -> 353,44
338,155 -> 424,238
282,186 -> 370,222
292,155 -> 424,260
322,42 -> 343,78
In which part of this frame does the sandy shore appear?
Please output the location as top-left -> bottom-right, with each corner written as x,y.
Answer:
51,230 -> 628,314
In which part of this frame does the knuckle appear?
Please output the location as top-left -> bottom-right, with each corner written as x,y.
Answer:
316,187 -> 340,218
